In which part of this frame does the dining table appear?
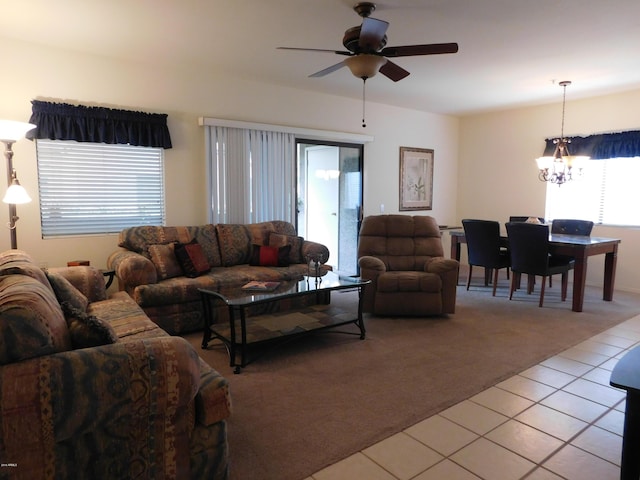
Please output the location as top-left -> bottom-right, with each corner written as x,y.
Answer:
449,229 -> 621,312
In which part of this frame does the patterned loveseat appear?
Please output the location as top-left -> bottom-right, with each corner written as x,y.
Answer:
0,250 -> 231,479
107,221 -> 330,334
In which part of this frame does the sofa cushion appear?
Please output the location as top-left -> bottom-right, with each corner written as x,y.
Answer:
249,244 -> 291,267
175,240 -> 211,277
377,271 -> 442,293
46,271 -> 89,312
188,224 -> 223,267
61,301 -> 119,349
148,243 -> 183,280
216,224 -> 252,266
0,275 -> 72,365
269,233 -> 304,264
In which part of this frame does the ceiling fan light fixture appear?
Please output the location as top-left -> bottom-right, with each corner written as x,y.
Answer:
345,54 -> 387,79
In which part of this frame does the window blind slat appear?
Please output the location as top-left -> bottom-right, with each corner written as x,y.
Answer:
36,139 -> 165,237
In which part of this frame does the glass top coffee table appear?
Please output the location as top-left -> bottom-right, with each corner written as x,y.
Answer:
199,271 -> 370,373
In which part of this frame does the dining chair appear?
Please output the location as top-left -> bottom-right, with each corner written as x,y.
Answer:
461,219 -> 510,296
505,222 -> 575,307
547,219 -> 593,287
551,219 -> 594,235
509,216 -> 546,224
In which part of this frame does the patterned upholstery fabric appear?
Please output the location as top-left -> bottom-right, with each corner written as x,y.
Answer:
108,221 -> 329,334
148,242 -> 183,280
0,252 -> 231,479
46,270 -> 90,312
0,275 -> 72,364
62,301 -> 119,348
269,233 -> 305,264
48,265 -> 108,302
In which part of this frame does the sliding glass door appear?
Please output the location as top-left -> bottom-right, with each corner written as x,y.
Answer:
296,140 -> 363,275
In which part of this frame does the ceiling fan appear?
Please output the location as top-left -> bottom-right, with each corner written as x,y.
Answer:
278,2 -> 459,82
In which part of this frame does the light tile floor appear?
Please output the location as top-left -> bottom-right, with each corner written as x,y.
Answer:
306,314 -> 640,480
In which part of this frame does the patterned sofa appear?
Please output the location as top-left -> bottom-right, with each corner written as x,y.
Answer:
0,250 -> 231,479
107,221 -> 330,334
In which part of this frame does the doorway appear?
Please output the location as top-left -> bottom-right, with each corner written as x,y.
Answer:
296,140 -> 363,275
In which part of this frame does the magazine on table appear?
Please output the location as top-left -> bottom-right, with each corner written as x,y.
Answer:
241,280 -> 280,291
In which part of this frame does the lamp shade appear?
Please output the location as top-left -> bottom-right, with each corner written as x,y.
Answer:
0,119 -> 36,142
344,54 -> 388,79
535,156 -> 553,170
3,178 -> 31,204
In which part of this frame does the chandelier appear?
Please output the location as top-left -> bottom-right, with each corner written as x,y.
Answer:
535,80 -> 589,185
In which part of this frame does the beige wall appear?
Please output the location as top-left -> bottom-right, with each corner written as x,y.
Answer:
2,35 -> 637,295
459,90 -> 640,293
0,37 -> 459,270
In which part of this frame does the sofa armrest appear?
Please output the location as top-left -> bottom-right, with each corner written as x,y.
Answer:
107,249 -> 158,293
0,336 -> 202,476
300,240 -> 330,264
47,265 -> 107,302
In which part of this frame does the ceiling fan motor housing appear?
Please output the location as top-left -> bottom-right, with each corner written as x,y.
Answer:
343,26 -> 387,53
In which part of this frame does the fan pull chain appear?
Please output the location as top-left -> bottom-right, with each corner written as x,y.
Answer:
361,78 -> 367,128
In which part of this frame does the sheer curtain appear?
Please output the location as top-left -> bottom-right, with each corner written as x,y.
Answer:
205,125 -> 295,224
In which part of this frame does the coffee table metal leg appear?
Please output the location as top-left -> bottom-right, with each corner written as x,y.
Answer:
201,293 -> 213,349
357,285 -> 366,339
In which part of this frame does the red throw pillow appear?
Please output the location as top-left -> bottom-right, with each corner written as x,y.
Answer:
249,244 -> 291,267
175,240 -> 211,277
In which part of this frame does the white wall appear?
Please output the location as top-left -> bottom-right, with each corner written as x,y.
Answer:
459,90 -> 640,293
0,37 -> 459,270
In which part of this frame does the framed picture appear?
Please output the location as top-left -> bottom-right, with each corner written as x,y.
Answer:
399,147 -> 434,211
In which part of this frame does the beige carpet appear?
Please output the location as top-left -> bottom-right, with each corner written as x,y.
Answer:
184,278 -> 640,480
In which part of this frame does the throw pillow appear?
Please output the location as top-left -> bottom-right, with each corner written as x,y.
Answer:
46,271 -> 89,313
269,233 -> 304,264
61,301 -> 119,349
175,239 -> 211,277
249,244 -> 291,267
148,243 -> 183,280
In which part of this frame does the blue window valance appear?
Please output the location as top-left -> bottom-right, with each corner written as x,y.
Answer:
543,130 -> 640,160
26,99 -> 172,149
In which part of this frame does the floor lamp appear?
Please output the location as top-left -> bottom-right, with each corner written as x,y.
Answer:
0,120 -> 36,249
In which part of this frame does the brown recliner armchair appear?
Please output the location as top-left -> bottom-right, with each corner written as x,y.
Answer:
357,214 -> 459,316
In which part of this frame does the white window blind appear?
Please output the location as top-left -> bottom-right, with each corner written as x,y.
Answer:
36,139 -> 165,237
544,157 -> 640,226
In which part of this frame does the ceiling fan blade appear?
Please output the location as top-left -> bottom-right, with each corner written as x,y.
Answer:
278,47 -> 352,56
381,42 -> 459,57
379,60 -> 410,82
309,61 -> 347,78
359,17 -> 389,51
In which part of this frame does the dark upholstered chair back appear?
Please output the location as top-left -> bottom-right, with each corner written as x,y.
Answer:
462,219 -> 506,268
506,222 -> 551,277
357,214 -> 443,272
551,219 -> 594,236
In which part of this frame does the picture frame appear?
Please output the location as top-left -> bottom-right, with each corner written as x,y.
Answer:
399,147 -> 434,211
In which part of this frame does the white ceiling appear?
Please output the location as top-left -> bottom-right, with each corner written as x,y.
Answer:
4,0 -> 640,116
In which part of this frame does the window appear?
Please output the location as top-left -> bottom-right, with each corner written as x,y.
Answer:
544,157 -> 640,226
36,139 -> 165,237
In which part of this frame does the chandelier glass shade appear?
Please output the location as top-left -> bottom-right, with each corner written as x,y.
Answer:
536,81 -> 589,186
